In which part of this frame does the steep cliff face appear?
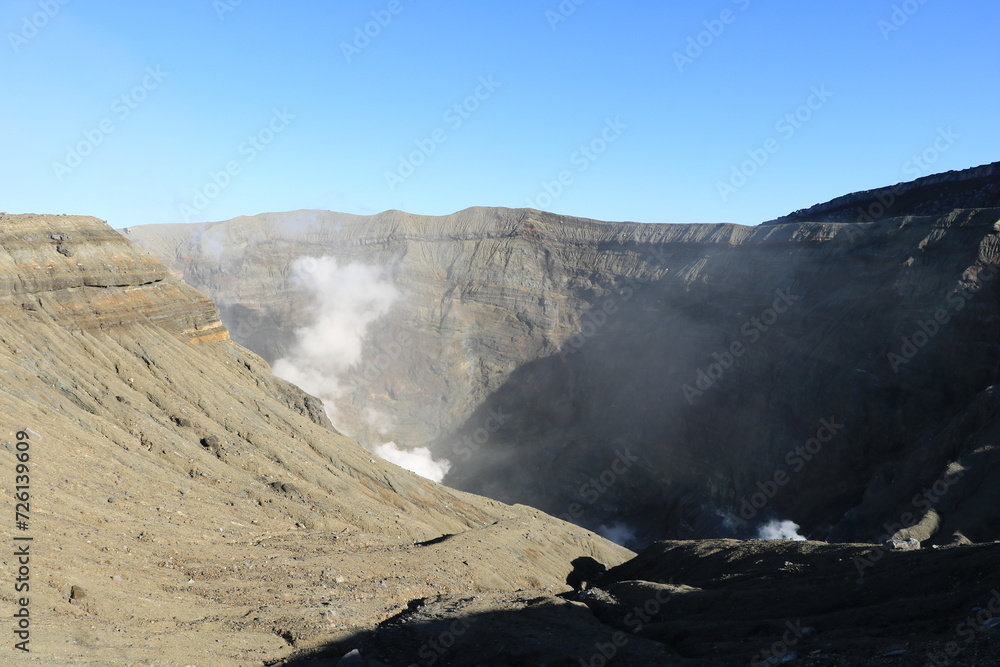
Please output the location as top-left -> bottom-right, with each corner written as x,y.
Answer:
1,213 -> 224,341
0,214 -> 628,666
125,162 -> 1000,548
125,207 -> 681,446
440,206 -> 1000,546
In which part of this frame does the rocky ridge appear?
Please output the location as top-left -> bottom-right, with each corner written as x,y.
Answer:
767,161 -> 1000,224
126,162 -> 1000,549
4,176 -> 1000,663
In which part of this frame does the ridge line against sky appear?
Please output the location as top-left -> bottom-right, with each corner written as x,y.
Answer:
3,1 -> 998,227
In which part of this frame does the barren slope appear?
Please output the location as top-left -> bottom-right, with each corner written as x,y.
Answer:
0,214 -> 630,666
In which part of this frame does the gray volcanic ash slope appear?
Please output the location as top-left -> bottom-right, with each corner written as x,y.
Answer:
0,214 -> 628,666
126,162 -> 1000,549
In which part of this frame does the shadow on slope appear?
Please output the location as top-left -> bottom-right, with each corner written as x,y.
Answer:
273,591 -> 678,666
433,211 -> 1000,547
275,539 -> 1000,666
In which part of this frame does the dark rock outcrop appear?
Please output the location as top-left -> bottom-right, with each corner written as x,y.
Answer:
767,160 -> 1000,224
283,539 -> 1000,666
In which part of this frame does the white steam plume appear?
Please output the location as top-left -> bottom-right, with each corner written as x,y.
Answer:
191,224 -> 232,261
597,522 -> 637,547
362,406 -> 395,435
272,256 -> 399,420
373,442 -> 451,483
273,255 -> 452,482
754,519 -> 806,541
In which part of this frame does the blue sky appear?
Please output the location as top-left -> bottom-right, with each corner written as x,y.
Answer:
2,0 -> 997,227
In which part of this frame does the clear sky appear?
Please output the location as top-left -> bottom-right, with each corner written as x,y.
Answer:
3,0 -> 998,227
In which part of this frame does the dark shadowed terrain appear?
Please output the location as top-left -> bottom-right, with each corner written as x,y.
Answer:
279,539 -> 1000,666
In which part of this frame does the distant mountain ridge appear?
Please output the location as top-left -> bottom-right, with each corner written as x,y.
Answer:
126,162 -> 1000,550
766,160 -> 1000,224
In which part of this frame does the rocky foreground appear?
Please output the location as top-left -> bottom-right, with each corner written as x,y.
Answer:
279,538 -> 1000,666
